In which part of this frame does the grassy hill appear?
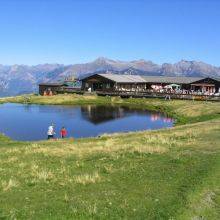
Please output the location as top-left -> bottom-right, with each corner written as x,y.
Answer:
0,95 -> 220,219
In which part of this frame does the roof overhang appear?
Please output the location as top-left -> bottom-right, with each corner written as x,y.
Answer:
191,83 -> 215,87
39,83 -> 65,86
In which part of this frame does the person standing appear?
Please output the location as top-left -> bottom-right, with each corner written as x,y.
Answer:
47,124 -> 55,139
60,127 -> 67,139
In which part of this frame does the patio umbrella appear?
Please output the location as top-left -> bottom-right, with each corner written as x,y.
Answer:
164,85 -> 172,89
169,84 -> 180,88
165,84 -> 180,89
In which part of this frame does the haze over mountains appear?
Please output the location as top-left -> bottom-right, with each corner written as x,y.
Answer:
0,57 -> 220,96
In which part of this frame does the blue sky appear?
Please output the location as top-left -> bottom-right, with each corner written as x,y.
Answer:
0,0 -> 220,66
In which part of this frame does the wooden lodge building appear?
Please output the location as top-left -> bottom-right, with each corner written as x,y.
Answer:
82,74 -> 147,91
81,73 -> 220,94
39,73 -> 220,100
39,82 -> 66,96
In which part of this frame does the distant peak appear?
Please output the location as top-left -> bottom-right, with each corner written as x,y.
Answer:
94,57 -> 111,62
178,59 -> 198,64
131,59 -> 154,64
136,59 -> 147,62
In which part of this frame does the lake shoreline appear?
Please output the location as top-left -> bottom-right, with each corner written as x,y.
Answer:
1,94 -> 220,126
0,103 -> 174,141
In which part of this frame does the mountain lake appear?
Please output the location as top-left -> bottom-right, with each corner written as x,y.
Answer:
0,103 -> 174,141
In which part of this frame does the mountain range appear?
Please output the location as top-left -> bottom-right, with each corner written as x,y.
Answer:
0,57 -> 220,96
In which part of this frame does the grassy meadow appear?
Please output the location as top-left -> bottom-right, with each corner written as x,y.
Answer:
0,94 -> 220,219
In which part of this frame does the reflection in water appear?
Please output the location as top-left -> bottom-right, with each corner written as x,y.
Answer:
0,103 -> 174,141
163,117 -> 173,123
151,114 -> 160,122
81,105 -> 126,124
81,105 -> 166,124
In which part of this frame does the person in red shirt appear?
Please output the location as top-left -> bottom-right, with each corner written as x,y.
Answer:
60,127 -> 67,139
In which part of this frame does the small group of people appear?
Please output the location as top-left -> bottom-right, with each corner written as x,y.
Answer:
43,88 -> 54,96
47,124 -> 68,140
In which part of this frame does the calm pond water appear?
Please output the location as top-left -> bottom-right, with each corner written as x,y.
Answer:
0,103 -> 174,141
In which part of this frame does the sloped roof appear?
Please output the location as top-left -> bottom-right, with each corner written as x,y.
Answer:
82,73 -> 220,84
98,74 -> 146,83
39,82 -> 65,86
142,76 -> 203,84
191,77 -> 220,83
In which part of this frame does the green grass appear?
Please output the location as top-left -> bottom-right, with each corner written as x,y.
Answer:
0,94 -> 220,219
